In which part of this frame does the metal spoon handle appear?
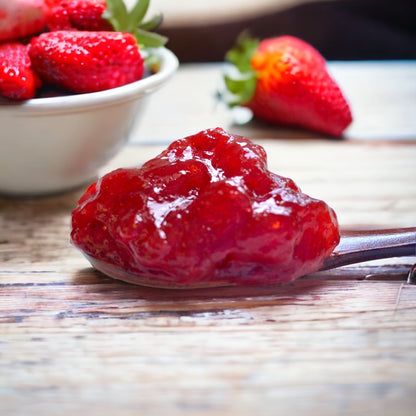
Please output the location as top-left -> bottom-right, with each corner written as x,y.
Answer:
320,227 -> 416,271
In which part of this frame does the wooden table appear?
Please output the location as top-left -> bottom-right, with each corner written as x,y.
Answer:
1,61 -> 416,416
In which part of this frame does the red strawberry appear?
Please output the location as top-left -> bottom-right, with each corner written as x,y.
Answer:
29,30 -> 144,93
28,0 -> 167,94
0,42 -> 41,100
0,0 -> 50,42
46,0 -> 112,31
224,34 -> 352,137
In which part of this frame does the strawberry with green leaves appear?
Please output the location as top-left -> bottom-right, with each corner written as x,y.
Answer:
29,0 -> 167,94
0,42 -> 41,100
224,34 -> 352,137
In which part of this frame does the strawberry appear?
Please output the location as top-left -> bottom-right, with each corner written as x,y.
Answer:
0,42 -> 41,100
224,34 -> 352,137
28,0 -> 167,94
46,0 -> 112,31
29,30 -> 144,93
0,0 -> 50,42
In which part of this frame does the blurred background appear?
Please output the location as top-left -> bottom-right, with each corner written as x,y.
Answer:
141,0 -> 416,62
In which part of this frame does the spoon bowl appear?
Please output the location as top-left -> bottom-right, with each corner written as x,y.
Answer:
83,227 -> 416,289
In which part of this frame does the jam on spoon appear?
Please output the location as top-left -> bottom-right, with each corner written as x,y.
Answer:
81,228 -> 416,289
71,128 -> 415,289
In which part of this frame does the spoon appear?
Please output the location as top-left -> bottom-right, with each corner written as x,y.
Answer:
320,227 -> 416,270
84,227 -> 416,289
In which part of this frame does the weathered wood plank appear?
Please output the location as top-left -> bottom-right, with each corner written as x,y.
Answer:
1,62 -> 416,416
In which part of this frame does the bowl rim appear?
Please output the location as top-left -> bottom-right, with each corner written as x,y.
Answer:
0,47 -> 179,113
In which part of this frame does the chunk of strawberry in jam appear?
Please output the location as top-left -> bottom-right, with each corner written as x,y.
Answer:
71,128 -> 340,287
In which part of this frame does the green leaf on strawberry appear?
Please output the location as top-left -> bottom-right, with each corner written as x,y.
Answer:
226,31 -> 259,73
223,32 -> 259,107
103,0 -> 168,49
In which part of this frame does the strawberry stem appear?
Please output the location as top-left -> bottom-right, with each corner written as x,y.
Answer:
103,0 -> 128,31
103,0 -> 167,49
127,0 -> 150,32
135,28 -> 167,48
222,31 -> 259,107
226,31 -> 259,73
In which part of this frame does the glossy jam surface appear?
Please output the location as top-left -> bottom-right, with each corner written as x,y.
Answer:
71,128 -> 340,287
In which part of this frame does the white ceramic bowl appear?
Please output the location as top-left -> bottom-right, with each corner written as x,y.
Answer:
0,47 -> 178,197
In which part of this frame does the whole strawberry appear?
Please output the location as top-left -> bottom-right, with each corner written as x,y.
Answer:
0,42 -> 41,100
224,34 -> 352,137
29,0 -> 167,94
46,0 -> 112,31
29,30 -> 144,93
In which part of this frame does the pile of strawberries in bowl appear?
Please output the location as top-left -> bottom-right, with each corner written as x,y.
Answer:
0,0 -> 170,99
0,0 -> 178,196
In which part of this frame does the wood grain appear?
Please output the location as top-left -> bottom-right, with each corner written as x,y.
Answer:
1,62 -> 416,416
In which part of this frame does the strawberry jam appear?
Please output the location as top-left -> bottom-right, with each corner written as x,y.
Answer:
71,128 -> 340,287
